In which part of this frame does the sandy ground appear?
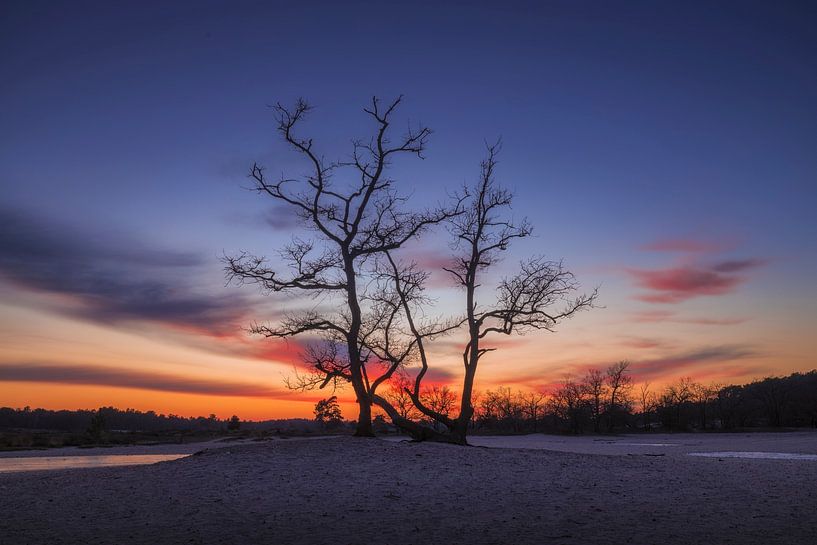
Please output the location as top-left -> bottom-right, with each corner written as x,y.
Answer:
1,433 -> 816,545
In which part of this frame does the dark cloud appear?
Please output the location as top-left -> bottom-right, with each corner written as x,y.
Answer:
630,345 -> 758,381
711,259 -> 767,273
222,204 -> 303,232
0,362 -> 282,398
262,204 -> 302,230
0,207 -> 253,336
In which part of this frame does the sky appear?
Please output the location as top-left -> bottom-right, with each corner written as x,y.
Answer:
1,0 -> 815,419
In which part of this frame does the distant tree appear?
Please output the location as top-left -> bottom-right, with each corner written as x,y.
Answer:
584,368 -> 607,433
420,386 -> 457,431
662,377 -> 694,430
551,378 -> 588,434
751,376 -> 793,427
86,408 -> 107,443
227,415 -> 241,431
605,360 -> 632,430
383,374 -> 421,422
691,383 -> 718,430
638,382 -> 658,431
519,391 -> 547,432
314,396 -> 343,428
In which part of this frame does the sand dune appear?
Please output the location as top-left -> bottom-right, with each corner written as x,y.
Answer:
1,435 -> 816,544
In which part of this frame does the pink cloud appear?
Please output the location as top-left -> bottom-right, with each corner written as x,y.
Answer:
628,345 -> 758,381
628,258 -> 765,304
0,362 -> 287,398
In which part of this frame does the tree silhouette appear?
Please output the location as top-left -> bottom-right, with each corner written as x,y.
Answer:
585,369 -> 607,433
225,96 -> 457,436
228,99 -> 594,443
605,361 -> 632,430
227,415 -> 241,431
373,143 -> 597,443
314,396 -> 343,427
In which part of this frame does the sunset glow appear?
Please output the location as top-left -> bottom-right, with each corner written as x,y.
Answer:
1,1 -> 815,420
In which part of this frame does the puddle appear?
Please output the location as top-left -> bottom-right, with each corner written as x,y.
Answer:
611,442 -> 677,447
688,451 -> 817,461
0,454 -> 189,473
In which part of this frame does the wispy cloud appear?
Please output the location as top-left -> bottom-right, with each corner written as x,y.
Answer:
629,345 -> 758,381
618,337 -> 670,350
494,343 -> 760,390
639,238 -> 731,254
0,362 -> 284,398
223,204 -> 302,231
631,310 -> 746,326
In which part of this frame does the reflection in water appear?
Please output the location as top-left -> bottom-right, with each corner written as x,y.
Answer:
0,454 -> 189,473
689,451 -> 817,460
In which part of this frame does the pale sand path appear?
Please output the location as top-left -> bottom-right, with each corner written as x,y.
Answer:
465,431 -> 817,456
1,435 -> 816,545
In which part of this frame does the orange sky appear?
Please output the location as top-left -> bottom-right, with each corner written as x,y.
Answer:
1,258 -> 814,421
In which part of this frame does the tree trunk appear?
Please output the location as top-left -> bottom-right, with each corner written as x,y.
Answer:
354,397 -> 374,437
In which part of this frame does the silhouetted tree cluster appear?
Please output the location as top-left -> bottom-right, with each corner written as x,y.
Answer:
377,369 -> 817,434
652,371 -> 817,431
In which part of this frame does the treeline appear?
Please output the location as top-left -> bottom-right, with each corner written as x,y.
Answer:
0,405 -> 352,435
4,369 -> 815,437
384,367 -> 817,434
0,406 -> 243,433
0,407 -> 344,433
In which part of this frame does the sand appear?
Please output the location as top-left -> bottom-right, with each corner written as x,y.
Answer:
1,433 -> 816,545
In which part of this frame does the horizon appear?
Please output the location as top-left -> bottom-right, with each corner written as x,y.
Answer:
3,367 -> 815,422
1,1 -> 816,420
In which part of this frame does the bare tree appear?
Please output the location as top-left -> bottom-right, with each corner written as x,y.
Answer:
605,360 -> 632,430
663,377 -> 694,430
375,143 -> 597,443
519,391 -> 547,432
225,96 -> 457,436
550,377 -> 588,434
692,382 -> 719,430
420,385 -> 458,431
638,381 -> 658,431
584,368 -> 607,433
383,373 -> 421,422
